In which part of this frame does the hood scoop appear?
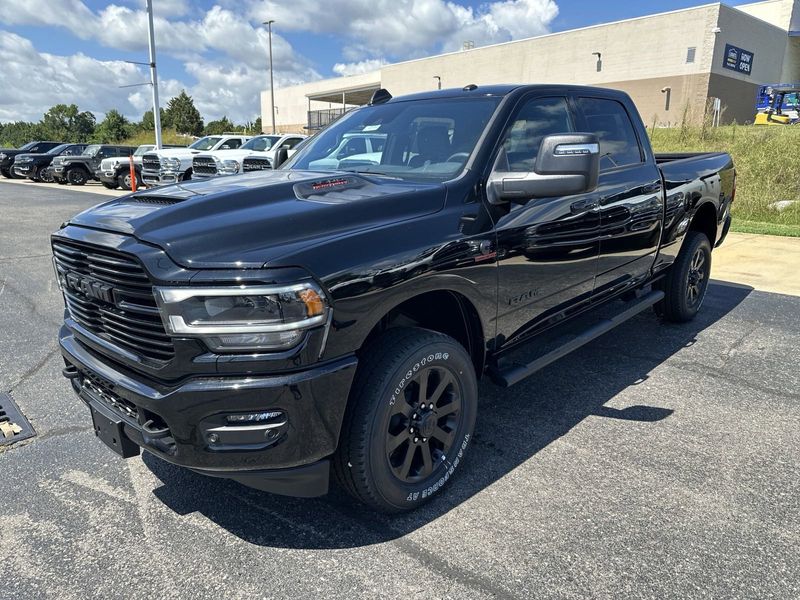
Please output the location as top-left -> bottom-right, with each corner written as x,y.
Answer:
126,195 -> 185,205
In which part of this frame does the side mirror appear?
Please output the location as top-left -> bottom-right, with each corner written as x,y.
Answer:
488,133 -> 600,205
273,146 -> 290,169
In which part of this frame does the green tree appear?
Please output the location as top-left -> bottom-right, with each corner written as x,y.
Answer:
204,116 -> 235,135
0,121 -> 48,147
253,116 -> 263,134
164,91 -> 203,136
93,109 -> 131,143
140,107 -> 170,131
41,104 -> 96,142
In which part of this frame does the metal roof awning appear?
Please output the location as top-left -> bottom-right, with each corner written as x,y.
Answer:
306,83 -> 382,106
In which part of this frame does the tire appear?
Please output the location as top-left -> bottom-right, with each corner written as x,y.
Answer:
1,168 -> 11,178
102,182 -> 117,189
656,230 -> 712,323
117,172 -> 139,191
66,167 -> 88,186
334,327 -> 477,513
181,168 -> 192,182
39,168 -> 53,183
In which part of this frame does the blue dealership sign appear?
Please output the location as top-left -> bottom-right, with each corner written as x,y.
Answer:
723,44 -> 754,75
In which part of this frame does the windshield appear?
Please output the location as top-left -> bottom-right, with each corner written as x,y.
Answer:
286,97 -> 501,180
189,136 -> 222,150
47,144 -> 70,155
241,135 -> 281,152
134,145 -> 154,156
20,142 -> 37,150
84,145 -> 101,157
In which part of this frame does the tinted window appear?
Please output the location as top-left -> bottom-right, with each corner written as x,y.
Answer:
225,138 -> 243,149
502,97 -> 574,172
578,97 -> 642,169
284,137 -> 303,149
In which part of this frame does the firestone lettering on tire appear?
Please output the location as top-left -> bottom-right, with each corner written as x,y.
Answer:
389,352 -> 450,406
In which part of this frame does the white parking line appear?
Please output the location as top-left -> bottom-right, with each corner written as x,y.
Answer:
0,177 -> 129,197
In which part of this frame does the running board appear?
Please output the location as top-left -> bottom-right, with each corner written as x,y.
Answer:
489,290 -> 664,388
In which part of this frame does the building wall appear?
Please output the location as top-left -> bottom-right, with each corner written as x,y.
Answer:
265,71 -> 381,132
266,1 -> 800,129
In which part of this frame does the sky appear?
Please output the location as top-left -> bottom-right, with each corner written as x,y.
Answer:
0,0 -> 753,124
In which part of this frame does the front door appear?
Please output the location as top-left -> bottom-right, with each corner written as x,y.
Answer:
490,94 -> 602,346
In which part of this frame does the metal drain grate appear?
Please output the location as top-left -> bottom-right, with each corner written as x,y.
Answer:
0,392 -> 36,446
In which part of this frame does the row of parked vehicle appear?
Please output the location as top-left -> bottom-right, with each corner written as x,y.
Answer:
0,132 -> 310,190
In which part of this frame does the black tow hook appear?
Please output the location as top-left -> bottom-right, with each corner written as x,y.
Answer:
62,365 -> 80,379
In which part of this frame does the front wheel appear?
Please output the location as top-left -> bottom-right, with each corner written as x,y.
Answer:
66,168 -> 88,186
334,327 -> 477,513
656,230 -> 712,322
117,172 -> 139,191
0,168 -> 10,178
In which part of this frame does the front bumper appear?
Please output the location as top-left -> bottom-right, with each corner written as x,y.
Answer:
59,326 -> 358,497
98,171 -> 118,185
142,170 -> 180,187
13,164 -> 33,177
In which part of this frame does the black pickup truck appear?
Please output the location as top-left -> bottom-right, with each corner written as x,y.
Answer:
51,144 -> 137,185
12,143 -> 88,182
0,141 -> 62,178
53,85 -> 734,512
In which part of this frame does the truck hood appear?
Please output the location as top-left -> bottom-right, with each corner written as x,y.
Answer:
13,153 -> 52,161
67,170 -> 446,268
150,147 -> 212,158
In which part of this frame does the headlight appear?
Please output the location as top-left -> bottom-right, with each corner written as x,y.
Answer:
154,282 -> 328,351
219,159 -> 240,174
0,153 -> 6,160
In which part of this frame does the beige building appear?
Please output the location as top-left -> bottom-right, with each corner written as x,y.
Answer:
263,0 -> 800,131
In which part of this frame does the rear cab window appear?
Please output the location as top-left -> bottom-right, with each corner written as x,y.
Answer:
576,97 -> 643,170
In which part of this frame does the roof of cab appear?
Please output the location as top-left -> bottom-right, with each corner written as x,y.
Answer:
383,84 -> 632,104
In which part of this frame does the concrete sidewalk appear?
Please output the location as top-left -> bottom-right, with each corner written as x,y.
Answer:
713,232 -> 800,296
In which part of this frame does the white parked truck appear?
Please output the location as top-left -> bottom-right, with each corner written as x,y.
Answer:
141,135 -> 251,187
192,134 -> 307,179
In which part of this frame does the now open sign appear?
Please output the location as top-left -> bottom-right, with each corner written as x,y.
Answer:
723,44 -> 754,75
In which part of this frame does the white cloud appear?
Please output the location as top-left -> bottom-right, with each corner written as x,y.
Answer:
0,30 -> 147,122
248,0 -> 559,60
332,58 -> 387,76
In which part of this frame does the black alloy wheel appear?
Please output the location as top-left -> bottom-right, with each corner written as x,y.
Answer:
66,168 -> 88,186
386,365 -> 462,482
655,230 -> 712,322
334,327 -> 477,513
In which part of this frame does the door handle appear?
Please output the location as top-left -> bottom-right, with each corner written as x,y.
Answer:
641,182 -> 662,195
570,199 -> 599,214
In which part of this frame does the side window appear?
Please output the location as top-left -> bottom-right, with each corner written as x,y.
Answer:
227,138 -> 243,149
501,97 -> 573,172
284,138 -> 303,149
577,97 -> 642,170
97,148 -> 113,158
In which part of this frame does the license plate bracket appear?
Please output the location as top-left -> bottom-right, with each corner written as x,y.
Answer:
89,402 -> 140,458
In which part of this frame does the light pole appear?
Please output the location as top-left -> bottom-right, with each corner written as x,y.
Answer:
263,20 -> 277,134
120,0 -> 162,148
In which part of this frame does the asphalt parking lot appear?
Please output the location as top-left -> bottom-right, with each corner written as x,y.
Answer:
1,181 -> 798,599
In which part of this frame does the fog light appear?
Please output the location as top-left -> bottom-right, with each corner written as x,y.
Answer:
226,411 -> 284,424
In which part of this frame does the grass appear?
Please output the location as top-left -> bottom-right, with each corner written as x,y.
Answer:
649,124 -> 800,237
121,128 -> 194,147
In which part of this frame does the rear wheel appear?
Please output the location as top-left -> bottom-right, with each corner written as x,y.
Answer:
334,327 -> 477,513
656,230 -> 712,322
38,168 -> 53,183
0,168 -> 10,178
66,167 -> 88,186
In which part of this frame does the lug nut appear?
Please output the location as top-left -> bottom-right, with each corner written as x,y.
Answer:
413,413 -> 418,419
414,437 -> 419,443
208,433 -> 219,444
410,427 -> 414,433
422,438 -> 427,443
428,403 -> 434,409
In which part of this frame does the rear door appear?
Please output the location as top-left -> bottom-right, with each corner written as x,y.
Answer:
492,93 -> 602,344
574,95 -> 664,297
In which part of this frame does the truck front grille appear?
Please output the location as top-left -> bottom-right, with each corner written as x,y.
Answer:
141,153 -> 161,175
52,239 -> 175,362
242,157 -> 272,172
192,156 -> 217,176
